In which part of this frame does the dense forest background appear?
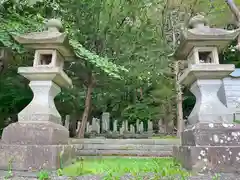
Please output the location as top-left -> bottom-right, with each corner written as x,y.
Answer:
1,0 -> 240,137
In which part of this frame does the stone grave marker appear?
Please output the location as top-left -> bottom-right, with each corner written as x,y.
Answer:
96,118 -> 100,133
120,123 -> 124,135
158,119 -> 165,133
130,124 -> 135,133
136,119 -> 140,132
139,121 -> 144,133
92,118 -> 97,132
64,115 -> 70,130
147,120 -> 153,134
124,120 -> 129,131
113,120 -> 118,132
102,112 -> 110,132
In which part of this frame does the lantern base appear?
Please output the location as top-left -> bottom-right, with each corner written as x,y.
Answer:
1,122 -> 69,145
0,121 -> 75,171
173,123 -> 240,173
0,143 -> 75,171
188,79 -> 233,125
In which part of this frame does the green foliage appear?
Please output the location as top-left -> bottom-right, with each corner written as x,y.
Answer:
0,0 -> 128,124
69,40 -> 128,79
37,170 -> 49,180
1,0 -> 238,132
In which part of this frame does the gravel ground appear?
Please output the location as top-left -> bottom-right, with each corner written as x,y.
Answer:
1,173 -> 240,180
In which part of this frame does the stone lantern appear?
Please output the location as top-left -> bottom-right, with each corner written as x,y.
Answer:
173,15 -> 240,173
0,19 -> 75,171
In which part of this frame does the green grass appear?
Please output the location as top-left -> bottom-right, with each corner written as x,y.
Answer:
151,135 -> 179,139
234,120 -> 240,124
63,157 -> 190,179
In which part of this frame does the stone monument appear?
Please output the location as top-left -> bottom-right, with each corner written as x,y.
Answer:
64,115 -> 70,130
0,19 -> 75,170
101,112 -> 110,132
219,69 -> 240,120
173,15 -> 240,173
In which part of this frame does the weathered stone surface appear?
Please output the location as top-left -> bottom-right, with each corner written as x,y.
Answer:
71,138 -> 178,157
80,144 -> 173,151
70,138 -> 180,145
187,79 -> 234,125
174,14 -> 240,60
0,144 -> 75,171
173,145 -> 240,173
1,122 -> 69,145
76,149 -> 172,157
101,112 -> 110,132
182,123 -> 240,146
174,123 -> 240,173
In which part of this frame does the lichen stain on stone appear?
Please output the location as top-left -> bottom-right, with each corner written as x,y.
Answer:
200,150 -> 206,156
227,137 -> 231,141
213,134 -> 219,143
222,123 -> 229,128
209,123 -> 214,128
232,132 -> 238,137
198,156 -> 202,160
236,157 -> 240,161
220,139 -> 224,143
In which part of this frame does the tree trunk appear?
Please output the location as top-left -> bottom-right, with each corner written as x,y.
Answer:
175,61 -> 184,137
77,73 -> 94,138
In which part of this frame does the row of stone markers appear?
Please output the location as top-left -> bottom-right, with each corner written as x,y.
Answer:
64,112 -> 158,136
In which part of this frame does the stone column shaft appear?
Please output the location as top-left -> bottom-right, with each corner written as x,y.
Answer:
18,81 -> 62,124
188,79 -> 233,125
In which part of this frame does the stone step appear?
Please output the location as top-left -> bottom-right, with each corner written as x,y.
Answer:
76,149 -> 172,157
81,144 -> 173,151
70,138 -> 180,145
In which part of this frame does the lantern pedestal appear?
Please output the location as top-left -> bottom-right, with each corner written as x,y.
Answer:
173,123 -> 240,173
188,79 -> 233,125
0,67 -> 75,171
179,64 -> 235,125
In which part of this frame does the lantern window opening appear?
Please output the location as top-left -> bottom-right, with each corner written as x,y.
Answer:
40,54 -> 52,65
33,49 -> 58,67
198,51 -> 213,64
187,47 -> 220,65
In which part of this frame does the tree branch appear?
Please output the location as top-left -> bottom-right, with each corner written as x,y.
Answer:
226,0 -> 240,26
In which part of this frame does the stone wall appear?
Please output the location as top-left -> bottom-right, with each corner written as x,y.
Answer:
70,138 -> 180,157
